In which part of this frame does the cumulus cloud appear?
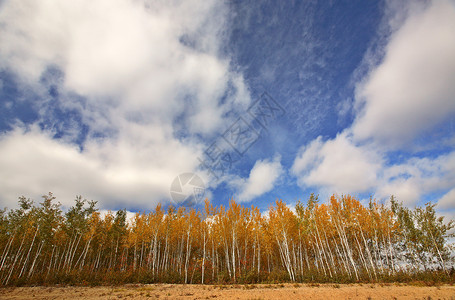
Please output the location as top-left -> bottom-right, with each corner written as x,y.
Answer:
292,0 -> 455,206
292,132 -> 455,205
439,189 -> 455,210
233,156 -> 283,202
0,0 -> 250,134
377,152 -> 455,205
292,133 -> 382,194
0,125 -> 202,210
353,0 -> 455,147
0,0 -> 251,209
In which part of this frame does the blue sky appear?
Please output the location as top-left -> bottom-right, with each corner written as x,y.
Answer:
0,0 -> 454,216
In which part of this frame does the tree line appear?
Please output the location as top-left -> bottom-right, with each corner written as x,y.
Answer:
0,193 -> 454,286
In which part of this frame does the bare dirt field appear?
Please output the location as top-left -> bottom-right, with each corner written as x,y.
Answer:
1,283 -> 454,300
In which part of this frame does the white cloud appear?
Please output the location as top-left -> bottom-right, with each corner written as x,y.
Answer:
375,177 -> 421,206
291,136 -> 324,175
0,125 -> 202,210
0,0 -> 252,209
439,188 -> 455,210
292,1 -> 455,207
0,0 -> 251,135
353,0 -> 455,147
379,152 -> 455,206
292,132 -> 382,194
336,98 -> 352,125
292,130 -> 455,205
233,155 -> 283,202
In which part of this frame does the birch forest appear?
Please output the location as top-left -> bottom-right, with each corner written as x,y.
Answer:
0,193 -> 454,286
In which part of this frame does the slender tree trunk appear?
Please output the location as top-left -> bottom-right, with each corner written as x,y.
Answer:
184,224 -> 192,283
202,230 -> 206,284
28,241 -> 44,278
19,225 -> 39,278
4,231 -> 26,285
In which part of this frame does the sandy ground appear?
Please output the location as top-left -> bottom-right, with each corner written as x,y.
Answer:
1,283 -> 454,299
